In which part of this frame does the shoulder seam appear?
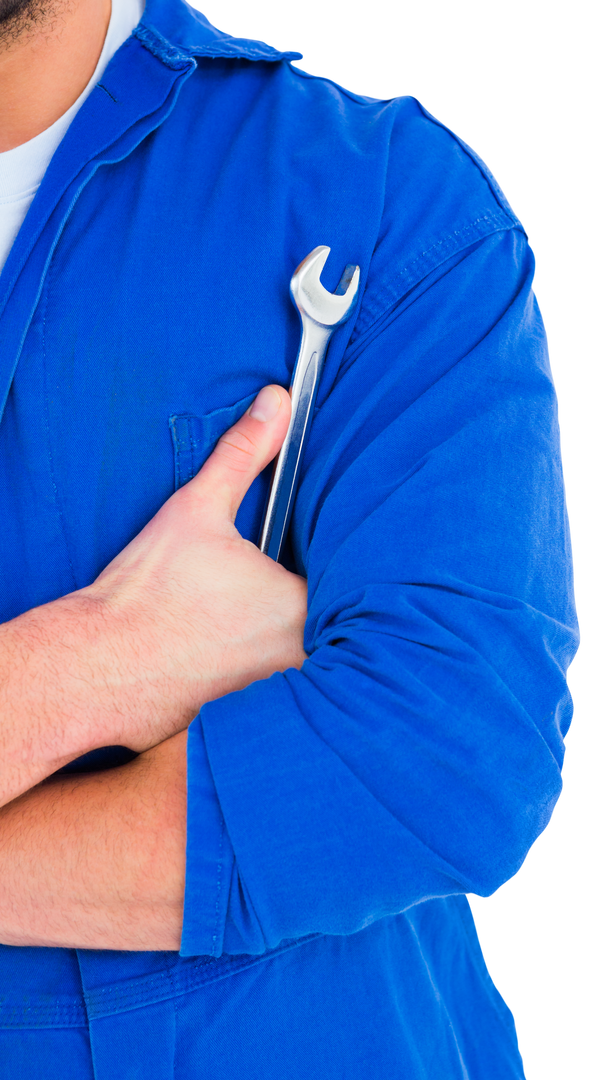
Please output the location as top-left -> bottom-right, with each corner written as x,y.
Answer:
354,212 -> 522,339
392,210 -> 517,288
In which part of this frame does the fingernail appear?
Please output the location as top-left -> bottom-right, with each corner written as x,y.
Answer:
249,386 -> 282,422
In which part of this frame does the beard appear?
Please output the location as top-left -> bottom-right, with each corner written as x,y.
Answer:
0,0 -> 66,47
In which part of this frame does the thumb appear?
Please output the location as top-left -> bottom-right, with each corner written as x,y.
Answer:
190,385 -> 292,524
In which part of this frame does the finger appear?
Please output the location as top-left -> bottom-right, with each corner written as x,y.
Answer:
190,385 -> 292,523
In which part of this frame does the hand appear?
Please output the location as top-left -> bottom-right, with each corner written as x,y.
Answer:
84,384 -> 308,751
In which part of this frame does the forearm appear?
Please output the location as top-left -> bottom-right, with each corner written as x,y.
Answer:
0,593 -> 112,806
0,731 -> 187,950
0,578 -> 302,812
0,591 -> 191,809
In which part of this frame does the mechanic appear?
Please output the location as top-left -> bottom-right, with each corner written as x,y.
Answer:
0,0 -> 578,1075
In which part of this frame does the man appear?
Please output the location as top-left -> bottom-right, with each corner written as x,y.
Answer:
0,0 -> 578,1074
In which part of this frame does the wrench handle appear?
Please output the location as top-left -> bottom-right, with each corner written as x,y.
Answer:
258,321 -> 331,561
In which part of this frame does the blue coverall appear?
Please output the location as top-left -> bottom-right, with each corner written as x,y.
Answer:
0,1 -> 578,1076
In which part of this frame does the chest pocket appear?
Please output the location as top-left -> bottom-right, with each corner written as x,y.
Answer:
169,393 -> 256,490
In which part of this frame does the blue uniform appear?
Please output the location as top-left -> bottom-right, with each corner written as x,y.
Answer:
0,1 -> 578,1076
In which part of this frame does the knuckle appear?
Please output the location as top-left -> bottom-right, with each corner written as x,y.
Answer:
215,427 -> 259,473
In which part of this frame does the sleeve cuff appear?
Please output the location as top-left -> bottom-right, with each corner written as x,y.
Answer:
180,716 -> 235,957
181,713 -> 267,957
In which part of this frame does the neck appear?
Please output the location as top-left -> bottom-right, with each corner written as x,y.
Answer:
0,0 -> 111,152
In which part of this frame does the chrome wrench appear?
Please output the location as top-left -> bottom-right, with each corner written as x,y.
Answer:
258,245 -> 360,561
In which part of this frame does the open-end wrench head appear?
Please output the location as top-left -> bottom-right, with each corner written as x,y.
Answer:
290,245 -> 360,329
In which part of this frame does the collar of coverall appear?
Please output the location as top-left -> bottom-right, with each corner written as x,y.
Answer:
134,0 -> 303,67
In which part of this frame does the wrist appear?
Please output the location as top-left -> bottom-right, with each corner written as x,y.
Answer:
0,589 -> 145,805
75,582 -> 204,750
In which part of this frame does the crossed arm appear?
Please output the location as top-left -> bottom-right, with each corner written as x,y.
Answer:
0,385 -> 307,950
0,732 -> 188,950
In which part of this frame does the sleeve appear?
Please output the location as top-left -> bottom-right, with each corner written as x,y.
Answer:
180,223 -> 579,958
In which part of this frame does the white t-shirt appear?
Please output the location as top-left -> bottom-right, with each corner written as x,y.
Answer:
0,0 -> 144,275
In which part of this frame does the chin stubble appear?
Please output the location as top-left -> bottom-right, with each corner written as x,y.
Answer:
0,0 -> 71,49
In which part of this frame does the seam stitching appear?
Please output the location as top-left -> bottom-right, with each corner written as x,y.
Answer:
352,214 -> 517,342
211,812 -> 226,956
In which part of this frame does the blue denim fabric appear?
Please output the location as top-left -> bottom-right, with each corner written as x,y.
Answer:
0,0 -> 578,1076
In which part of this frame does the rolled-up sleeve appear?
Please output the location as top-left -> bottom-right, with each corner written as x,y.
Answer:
181,223 -> 578,958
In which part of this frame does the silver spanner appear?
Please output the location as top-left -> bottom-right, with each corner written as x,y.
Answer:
258,245 -> 360,561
